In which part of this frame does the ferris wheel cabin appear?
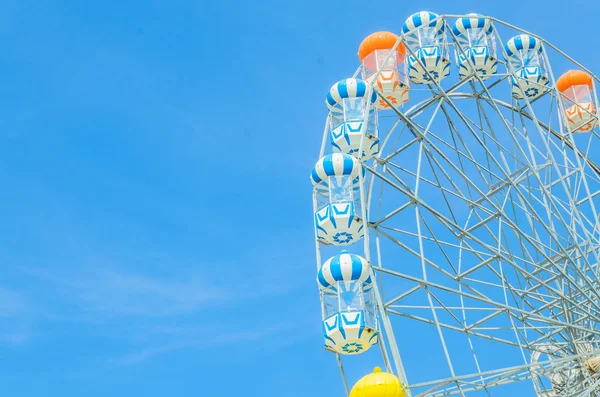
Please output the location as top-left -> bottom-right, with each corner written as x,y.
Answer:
402,11 -> 451,85
326,78 -> 380,160
318,251 -> 379,355
556,70 -> 598,133
358,31 -> 409,110
310,10 -> 600,397
350,368 -> 407,397
311,153 -> 364,246
452,14 -> 498,80
505,34 -> 550,100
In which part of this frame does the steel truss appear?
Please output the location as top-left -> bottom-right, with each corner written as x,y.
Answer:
315,13 -> 600,397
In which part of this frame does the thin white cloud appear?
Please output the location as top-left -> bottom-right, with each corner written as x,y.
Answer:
13,263 -> 314,357
0,330 -> 31,345
0,286 -> 33,346
20,266 -> 224,318
113,324 -> 305,366
115,341 -> 189,366
76,269 -> 223,317
0,286 -> 28,317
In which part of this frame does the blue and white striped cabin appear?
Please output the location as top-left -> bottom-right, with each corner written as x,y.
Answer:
452,14 -> 498,80
319,251 -> 378,355
311,154 -> 365,246
402,11 -> 451,84
504,34 -> 549,100
326,79 -> 379,160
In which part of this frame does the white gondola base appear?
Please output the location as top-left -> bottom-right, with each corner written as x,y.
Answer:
565,102 -> 597,133
330,121 -> 380,160
367,71 -> 409,110
323,311 -> 378,355
457,46 -> 498,81
511,67 -> 549,100
407,46 -> 451,84
315,203 -> 364,246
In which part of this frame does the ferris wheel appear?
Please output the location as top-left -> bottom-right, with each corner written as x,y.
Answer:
310,11 -> 600,397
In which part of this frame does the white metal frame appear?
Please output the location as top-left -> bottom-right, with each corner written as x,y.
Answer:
313,14 -> 600,397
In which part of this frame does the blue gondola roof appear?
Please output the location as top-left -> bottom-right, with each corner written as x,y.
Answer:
402,11 -> 444,35
326,78 -> 377,113
318,251 -> 372,295
452,14 -> 493,44
311,153 -> 363,195
504,34 -> 543,58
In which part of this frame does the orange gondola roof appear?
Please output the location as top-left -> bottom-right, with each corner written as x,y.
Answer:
358,31 -> 405,61
556,70 -> 593,92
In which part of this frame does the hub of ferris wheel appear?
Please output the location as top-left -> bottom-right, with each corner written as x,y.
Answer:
310,11 -> 600,397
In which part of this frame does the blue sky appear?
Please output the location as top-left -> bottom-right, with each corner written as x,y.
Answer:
1,0 -> 600,396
